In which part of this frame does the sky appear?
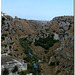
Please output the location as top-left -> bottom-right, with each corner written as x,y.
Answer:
1,0 -> 74,20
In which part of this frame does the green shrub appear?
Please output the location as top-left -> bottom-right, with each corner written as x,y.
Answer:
68,25 -> 72,30
53,30 -> 55,32
2,68 -> 9,75
5,44 -> 7,47
14,49 -> 18,51
12,66 -> 18,73
1,36 -> 5,40
23,56 -> 32,62
10,42 -> 14,45
19,38 -> 32,53
2,33 -> 7,36
8,53 -> 12,56
50,62 -> 55,66
2,21 -> 5,25
34,35 -> 59,50
56,61 -> 60,65
45,29 -> 49,32
57,70 -> 61,73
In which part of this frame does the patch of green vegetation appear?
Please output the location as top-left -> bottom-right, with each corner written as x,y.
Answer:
53,30 -> 55,32
19,38 -> 39,62
2,33 -> 7,36
23,56 -> 32,62
17,54 -> 19,56
2,68 -> 9,75
56,70 -> 61,73
68,25 -> 72,30
59,26 -> 63,29
56,61 -> 60,66
45,29 -> 49,32
2,17 -> 5,25
10,42 -> 14,45
34,35 -> 59,50
19,38 -> 42,75
50,61 -> 60,66
2,21 -> 5,25
50,62 -> 55,66
14,49 -> 18,51
19,70 -> 30,75
12,66 -> 18,73
8,53 -> 12,56
27,40 -> 32,46
27,64 -> 41,75
4,44 -> 7,47
1,36 -> 5,40
19,38 -> 32,53
14,55 -> 16,57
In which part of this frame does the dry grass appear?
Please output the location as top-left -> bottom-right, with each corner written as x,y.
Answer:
47,42 -> 61,57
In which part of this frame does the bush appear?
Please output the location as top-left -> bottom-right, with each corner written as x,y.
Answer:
14,49 -> 18,51
2,17 -> 5,21
19,71 -> 26,75
24,56 -> 32,62
5,44 -> 7,47
2,68 -> 9,75
12,66 -> 18,73
50,62 -> 55,66
8,53 -> 12,56
10,42 -> 14,45
57,70 -> 61,73
2,21 -> 5,25
68,25 -> 72,30
1,36 -> 5,40
53,30 -> 55,32
27,41 -> 32,45
19,38 -> 32,53
56,61 -> 60,65
2,33 -> 7,36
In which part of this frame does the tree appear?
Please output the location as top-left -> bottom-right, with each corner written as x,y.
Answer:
34,35 -> 58,51
50,62 -> 55,66
15,16 -> 18,19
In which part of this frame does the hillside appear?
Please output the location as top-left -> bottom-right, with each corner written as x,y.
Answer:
1,13 -> 74,75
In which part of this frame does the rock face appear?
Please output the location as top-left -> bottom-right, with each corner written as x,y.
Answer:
1,55 -> 27,75
5,37 -> 12,43
54,33 -> 59,40
1,12 -> 74,75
